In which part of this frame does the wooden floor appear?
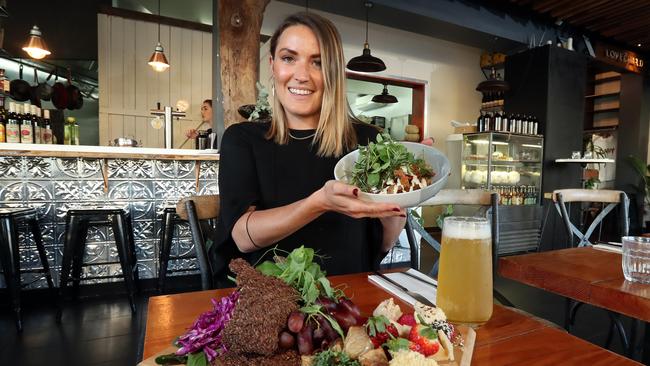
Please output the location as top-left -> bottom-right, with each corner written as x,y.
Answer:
0,276 -> 636,365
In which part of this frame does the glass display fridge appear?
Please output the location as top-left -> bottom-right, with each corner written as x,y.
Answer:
461,132 -> 544,254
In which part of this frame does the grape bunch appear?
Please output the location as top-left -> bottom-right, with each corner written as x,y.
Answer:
279,296 -> 363,355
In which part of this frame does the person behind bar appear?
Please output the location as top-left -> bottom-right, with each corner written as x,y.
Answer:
184,99 -> 213,141
211,12 -> 406,286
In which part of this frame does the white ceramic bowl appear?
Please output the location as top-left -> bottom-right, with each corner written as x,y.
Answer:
334,142 -> 451,208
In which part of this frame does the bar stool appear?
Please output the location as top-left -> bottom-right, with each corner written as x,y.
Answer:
157,206 -> 186,293
0,207 -> 55,331
56,205 -> 138,322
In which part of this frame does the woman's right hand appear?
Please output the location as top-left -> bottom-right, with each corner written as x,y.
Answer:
312,180 -> 405,218
185,129 -> 199,139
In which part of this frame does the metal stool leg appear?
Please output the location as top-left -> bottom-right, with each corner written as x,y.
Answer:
158,210 -> 174,293
0,217 -> 22,331
71,220 -> 89,298
27,217 -> 54,291
124,213 -> 139,284
111,214 -> 137,313
57,215 -> 82,322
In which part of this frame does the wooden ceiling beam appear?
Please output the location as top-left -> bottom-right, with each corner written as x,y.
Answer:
550,0 -> 610,19
567,0 -> 638,24
587,4 -> 650,31
533,0 -> 568,13
603,17 -> 650,37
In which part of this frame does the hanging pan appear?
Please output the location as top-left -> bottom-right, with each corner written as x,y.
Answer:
10,64 -> 31,102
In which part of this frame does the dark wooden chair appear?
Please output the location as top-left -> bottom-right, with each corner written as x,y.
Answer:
172,195 -> 219,290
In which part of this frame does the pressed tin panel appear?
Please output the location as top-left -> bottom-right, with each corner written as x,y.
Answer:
0,156 -> 219,289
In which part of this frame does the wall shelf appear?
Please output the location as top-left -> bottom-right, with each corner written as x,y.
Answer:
585,92 -> 620,99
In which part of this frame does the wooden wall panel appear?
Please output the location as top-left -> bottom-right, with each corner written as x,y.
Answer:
98,14 -> 211,148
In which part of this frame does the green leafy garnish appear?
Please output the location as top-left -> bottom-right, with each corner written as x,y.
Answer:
365,315 -> 390,337
256,246 -> 343,305
186,351 -> 208,366
312,349 -> 361,366
384,337 -> 411,353
256,246 -> 346,339
417,325 -> 438,339
351,133 -> 433,193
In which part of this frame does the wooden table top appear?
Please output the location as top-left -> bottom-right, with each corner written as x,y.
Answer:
498,247 -> 650,323
143,272 -> 639,365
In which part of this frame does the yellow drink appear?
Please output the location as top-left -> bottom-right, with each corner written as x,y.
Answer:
436,217 -> 493,328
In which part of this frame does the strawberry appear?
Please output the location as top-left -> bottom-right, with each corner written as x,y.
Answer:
397,313 -> 416,327
365,315 -> 399,348
408,324 -> 440,356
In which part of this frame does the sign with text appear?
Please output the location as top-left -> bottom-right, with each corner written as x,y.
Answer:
595,43 -> 644,73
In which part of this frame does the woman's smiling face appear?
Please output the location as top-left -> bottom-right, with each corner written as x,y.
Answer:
271,25 -> 324,128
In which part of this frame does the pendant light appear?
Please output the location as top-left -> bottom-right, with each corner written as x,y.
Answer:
22,25 -> 51,59
372,83 -> 398,104
346,1 -> 386,72
148,0 -> 169,72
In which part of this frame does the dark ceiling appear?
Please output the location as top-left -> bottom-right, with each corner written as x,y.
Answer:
505,0 -> 650,53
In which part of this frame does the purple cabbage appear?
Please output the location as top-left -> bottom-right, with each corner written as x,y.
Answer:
176,290 -> 240,361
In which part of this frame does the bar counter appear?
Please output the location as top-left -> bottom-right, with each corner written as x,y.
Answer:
0,144 -> 219,289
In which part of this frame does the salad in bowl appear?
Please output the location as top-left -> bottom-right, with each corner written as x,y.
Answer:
334,134 -> 450,208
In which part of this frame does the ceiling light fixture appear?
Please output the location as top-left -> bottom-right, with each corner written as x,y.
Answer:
346,1 -> 386,73
372,83 -> 398,104
148,0 -> 169,72
22,25 -> 51,59
637,43 -> 642,47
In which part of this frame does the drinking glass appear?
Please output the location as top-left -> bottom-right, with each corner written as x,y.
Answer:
622,236 -> 650,284
436,216 -> 493,328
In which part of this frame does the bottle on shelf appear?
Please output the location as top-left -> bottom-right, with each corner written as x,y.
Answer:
501,112 -> 509,132
6,102 -> 20,143
32,105 -> 41,144
20,103 -> 33,144
477,112 -> 485,132
495,111 -> 503,131
484,112 -> 492,132
73,119 -> 80,145
0,93 -> 5,143
64,117 -> 73,145
41,109 -> 53,144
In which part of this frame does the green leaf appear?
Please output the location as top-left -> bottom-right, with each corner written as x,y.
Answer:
256,261 -> 282,277
365,315 -> 390,337
418,325 -> 438,339
384,338 -> 411,353
323,313 -> 346,339
186,351 -> 208,366
376,133 -> 383,143
367,173 -> 380,187
317,276 -> 334,299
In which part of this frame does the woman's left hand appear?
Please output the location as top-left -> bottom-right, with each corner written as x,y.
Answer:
312,180 -> 406,219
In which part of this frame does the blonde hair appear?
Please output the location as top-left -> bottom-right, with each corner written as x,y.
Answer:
268,12 -> 356,157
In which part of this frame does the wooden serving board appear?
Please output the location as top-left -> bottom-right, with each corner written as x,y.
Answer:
439,325 -> 476,366
139,328 -> 475,366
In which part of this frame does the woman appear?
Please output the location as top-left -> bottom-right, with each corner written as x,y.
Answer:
213,13 -> 406,285
185,99 -> 213,139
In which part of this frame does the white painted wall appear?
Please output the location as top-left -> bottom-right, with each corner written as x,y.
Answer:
259,1 -> 484,154
98,14 -> 212,148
